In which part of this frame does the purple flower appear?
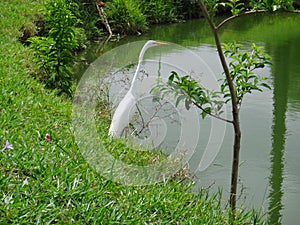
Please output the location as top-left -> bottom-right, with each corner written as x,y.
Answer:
2,140 -> 13,151
45,133 -> 51,142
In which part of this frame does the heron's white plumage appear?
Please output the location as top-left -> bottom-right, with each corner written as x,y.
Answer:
108,91 -> 135,137
108,40 -> 167,138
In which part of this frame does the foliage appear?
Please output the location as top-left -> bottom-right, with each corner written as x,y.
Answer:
203,0 -> 225,16
139,0 -> 178,24
203,0 -> 295,16
29,0 -> 80,96
106,0 -> 147,34
221,42 -> 272,105
104,0 -> 203,34
153,72 -> 223,120
224,0 -> 245,15
249,0 -> 294,11
154,42 -> 272,121
173,0 -> 202,19
66,0 -> 103,38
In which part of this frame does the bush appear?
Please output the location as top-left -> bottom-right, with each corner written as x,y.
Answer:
139,0 -> 178,24
173,0 -> 202,19
106,0 -> 147,34
29,0 -> 79,96
66,0 -> 103,39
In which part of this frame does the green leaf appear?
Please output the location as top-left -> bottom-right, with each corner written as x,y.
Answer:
201,111 -> 207,119
224,93 -> 232,99
255,63 -> 265,69
176,95 -> 186,107
185,99 -> 191,110
241,52 -> 248,62
260,83 -> 272,90
168,72 -> 175,82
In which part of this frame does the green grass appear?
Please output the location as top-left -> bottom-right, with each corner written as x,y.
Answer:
1,1 -> 266,224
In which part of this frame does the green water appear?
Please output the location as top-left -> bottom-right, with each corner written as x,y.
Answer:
76,12 -> 300,224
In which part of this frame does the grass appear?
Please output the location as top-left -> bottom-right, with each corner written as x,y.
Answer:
1,0 -> 266,224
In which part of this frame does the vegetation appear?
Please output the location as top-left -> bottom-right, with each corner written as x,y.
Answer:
22,0 -> 200,95
92,0 -> 200,35
139,0 -> 178,24
105,0 -> 147,35
28,0 -> 81,96
153,0 -> 297,214
101,0 -> 299,35
1,0 -> 267,224
21,0 -> 188,95
66,0 -> 103,39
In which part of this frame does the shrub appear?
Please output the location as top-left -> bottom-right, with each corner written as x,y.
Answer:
29,0 -> 79,96
139,0 -> 178,24
106,0 -> 147,34
66,0 -> 103,39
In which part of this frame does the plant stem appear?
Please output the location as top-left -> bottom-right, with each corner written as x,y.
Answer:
216,10 -> 267,30
192,100 -> 233,124
197,0 -> 242,212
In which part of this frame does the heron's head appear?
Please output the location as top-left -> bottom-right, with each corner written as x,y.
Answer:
146,40 -> 168,48
138,40 -> 169,61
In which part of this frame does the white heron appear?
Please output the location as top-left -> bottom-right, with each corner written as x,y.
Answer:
108,40 -> 167,138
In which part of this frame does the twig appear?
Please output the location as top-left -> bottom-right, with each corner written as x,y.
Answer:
136,99 -> 169,135
217,9 -> 300,30
216,10 -> 267,30
192,100 -> 233,124
135,103 -> 145,130
96,2 -> 113,37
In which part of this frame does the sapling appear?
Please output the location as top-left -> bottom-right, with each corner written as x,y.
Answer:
153,0 -> 277,212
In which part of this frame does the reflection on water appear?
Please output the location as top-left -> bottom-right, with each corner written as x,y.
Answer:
268,52 -> 288,224
75,12 -> 300,225
268,31 -> 300,224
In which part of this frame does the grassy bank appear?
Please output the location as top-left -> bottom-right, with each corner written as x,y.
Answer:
1,1 -> 264,224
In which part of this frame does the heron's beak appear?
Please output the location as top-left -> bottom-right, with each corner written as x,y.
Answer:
155,41 -> 169,46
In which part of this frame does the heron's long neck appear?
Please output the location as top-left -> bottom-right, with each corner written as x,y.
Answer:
130,44 -> 148,91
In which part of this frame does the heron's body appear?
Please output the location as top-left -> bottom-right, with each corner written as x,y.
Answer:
108,90 -> 135,137
108,40 -> 167,138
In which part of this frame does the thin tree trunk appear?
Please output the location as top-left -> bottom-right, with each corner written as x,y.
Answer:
197,0 -> 241,212
230,117 -> 241,211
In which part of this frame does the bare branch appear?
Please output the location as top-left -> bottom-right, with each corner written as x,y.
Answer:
192,100 -> 234,124
217,10 -> 267,30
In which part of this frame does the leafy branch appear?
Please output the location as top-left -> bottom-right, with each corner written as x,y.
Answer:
152,71 -> 232,123
221,42 -> 272,107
